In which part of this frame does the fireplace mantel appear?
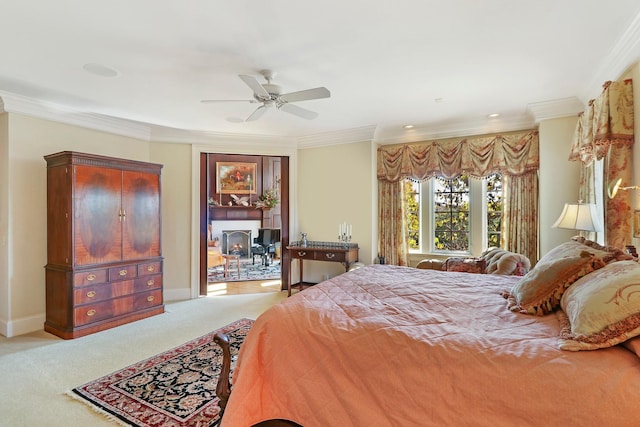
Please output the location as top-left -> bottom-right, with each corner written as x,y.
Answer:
209,206 -> 262,221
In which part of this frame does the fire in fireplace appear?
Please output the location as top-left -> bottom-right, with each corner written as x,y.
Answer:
222,230 -> 252,258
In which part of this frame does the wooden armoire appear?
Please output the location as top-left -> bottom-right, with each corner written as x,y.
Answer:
44,151 -> 164,339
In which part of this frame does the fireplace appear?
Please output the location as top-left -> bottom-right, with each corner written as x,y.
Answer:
222,230 -> 252,258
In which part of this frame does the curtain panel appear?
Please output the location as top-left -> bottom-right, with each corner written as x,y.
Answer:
377,130 -> 539,182
378,180 -> 408,266
569,79 -> 634,165
502,171 -> 539,264
569,79 -> 634,248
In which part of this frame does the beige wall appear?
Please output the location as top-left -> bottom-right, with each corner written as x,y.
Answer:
150,143 -> 193,299
297,141 -> 375,282
1,114 -> 152,336
538,116 -> 581,256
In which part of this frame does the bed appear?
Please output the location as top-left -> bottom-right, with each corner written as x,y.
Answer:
216,239 -> 640,426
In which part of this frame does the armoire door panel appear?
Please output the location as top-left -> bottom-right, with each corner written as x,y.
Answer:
74,165 -> 122,265
122,171 -> 161,259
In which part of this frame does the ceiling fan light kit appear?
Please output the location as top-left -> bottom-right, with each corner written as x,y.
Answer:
202,69 -> 330,122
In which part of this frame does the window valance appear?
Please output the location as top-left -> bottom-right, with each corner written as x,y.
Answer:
569,79 -> 634,165
377,130 -> 539,182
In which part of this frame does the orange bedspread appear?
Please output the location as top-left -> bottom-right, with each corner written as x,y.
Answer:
222,265 -> 640,426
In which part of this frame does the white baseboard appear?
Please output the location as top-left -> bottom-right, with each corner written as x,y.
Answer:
164,288 -> 193,302
1,313 -> 46,338
0,317 -> 7,337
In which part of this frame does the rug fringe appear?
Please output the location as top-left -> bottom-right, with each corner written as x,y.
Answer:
65,390 -> 131,427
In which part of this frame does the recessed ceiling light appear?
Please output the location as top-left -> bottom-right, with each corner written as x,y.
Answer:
488,113 -> 501,118
82,63 -> 120,77
403,124 -> 415,129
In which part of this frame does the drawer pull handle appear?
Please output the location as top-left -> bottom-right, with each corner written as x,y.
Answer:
119,269 -> 128,276
147,265 -> 155,272
87,274 -> 96,281
147,296 -> 155,302
147,280 -> 155,287
326,253 -> 336,259
86,291 -> 96,298
87,309 -> 96,317
297,251 -> 306,257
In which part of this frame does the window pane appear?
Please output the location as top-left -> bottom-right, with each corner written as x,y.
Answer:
404,180 -> 420,250
487,212 -> 502,232
486,173 -> 503,246
433,176 -> 469,252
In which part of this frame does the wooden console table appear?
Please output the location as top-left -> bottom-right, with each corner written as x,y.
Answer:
286,242 -> 359,296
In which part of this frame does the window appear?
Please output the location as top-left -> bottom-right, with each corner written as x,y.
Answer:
405,173 -> 502,254
434,175 -> 470,251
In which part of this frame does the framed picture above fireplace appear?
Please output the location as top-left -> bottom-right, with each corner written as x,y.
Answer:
216,162 -> 257,194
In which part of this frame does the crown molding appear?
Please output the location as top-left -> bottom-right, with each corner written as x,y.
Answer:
0,91 -> 152,140
149,125 -> 297,148
526,97 -> 584,122
374,114 -> 536,145
581,8 -> 640,101
0,90 -> 373,149
296,125 -> 378,148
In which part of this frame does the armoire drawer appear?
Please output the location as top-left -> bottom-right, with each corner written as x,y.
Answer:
74,294 -> 143,327
74,280 -> 136,304
135,274 -> 163,292
138,261 -> 162,276
108,265 -> 138,281
73,269 -> 108,287
134,290 -> 163,310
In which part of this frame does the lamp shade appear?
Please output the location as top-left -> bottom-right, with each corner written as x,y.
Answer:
552,203 -> 603,232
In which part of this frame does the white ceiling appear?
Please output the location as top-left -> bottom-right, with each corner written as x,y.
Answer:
1,0 -> 640,143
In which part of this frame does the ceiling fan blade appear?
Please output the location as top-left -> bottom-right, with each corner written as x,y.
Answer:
201,99 -> 258,103
279,103 -> 319,120
246,105 -> 268,121
239,74 -> 270,99
279,87 -> 330,103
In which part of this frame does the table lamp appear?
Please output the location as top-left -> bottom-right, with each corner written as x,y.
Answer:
552,202 -> 603,232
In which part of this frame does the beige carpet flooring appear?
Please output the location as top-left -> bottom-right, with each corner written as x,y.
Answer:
0,291 -> 286,427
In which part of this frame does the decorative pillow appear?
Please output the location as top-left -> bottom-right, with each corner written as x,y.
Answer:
542,236 -> 633,265
443,257 -> 486,274
558,260 -> 640,351
481,248 -> 531,276
502,251 -> 606,316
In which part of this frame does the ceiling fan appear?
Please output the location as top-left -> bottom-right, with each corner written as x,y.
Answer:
201,70 -> 330,121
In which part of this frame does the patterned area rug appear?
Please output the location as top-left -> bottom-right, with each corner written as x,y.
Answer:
69,319 -> 253,427
208,259 -> 281,283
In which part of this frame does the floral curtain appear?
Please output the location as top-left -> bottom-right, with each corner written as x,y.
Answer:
377,130 -> 539,181
569,79 -> 634,248
377,130 -> 539,264
378,180 -> 408,266
605,143 -> 633,248
502,171 -> 539,264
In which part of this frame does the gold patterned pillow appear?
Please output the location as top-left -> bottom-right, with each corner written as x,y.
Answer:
502,251 -> 606,316
558,260 -> 640,351
542,236 -> 633,264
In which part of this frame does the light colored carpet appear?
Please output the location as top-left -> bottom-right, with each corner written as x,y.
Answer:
0,292 -> 286,427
